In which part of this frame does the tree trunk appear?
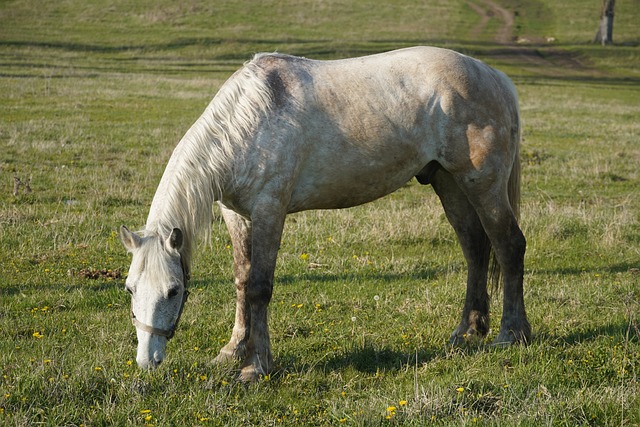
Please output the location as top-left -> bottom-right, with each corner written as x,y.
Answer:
594,0 -> 615,45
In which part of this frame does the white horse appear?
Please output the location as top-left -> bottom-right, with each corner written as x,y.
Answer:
120,46 -> 530,381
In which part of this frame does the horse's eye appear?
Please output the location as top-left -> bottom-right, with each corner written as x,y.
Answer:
125,285 -> 134,295
167,288 -> 179,298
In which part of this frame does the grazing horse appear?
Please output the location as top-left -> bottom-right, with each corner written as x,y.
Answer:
119,46 -> 530,381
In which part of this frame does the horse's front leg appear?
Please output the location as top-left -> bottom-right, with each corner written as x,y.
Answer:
240,202 -> 286,382
214,206 -> 252,363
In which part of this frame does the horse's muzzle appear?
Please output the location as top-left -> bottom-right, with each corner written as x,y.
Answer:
137,353 -> 163,369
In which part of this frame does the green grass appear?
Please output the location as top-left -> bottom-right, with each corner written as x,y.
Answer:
1,0 -> 639,425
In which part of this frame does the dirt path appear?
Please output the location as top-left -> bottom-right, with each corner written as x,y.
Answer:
467,0 -> 605,78
467,0 -> 514,44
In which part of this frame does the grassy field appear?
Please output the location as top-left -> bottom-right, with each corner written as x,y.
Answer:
1,0 -> 639,425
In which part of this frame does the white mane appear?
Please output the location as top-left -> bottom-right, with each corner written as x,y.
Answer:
144,57 -> 274,266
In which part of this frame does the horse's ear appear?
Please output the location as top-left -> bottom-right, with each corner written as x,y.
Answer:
167,228 -> 183,252
119,225 -> 142,252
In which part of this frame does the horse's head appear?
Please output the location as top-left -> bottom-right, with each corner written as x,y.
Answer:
119,225 -> 189,369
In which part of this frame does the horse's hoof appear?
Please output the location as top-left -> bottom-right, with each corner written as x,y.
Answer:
213,342 -> 247,364
239,364 -> 267,383
239,366 -> 259,382
449,334 -> 465,346
213,351 -> 237,365
449,327 -> 486,346
491,329 -> 530,347
238,350 -> 272,383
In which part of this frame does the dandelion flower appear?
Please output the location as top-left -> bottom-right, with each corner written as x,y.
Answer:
399,400 -> 407,406
456,387 -> 465,393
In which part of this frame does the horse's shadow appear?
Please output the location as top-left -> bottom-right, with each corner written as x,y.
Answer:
270,342 -> 485,381
266,318 -> 640,382
321,344 -> 439,374
538,321 -> 639,347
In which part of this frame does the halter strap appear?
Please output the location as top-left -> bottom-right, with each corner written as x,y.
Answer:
130,255 -> 190,340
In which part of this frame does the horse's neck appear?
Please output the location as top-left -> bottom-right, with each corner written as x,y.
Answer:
145,121 -> 228,262
144,58 -> 271,244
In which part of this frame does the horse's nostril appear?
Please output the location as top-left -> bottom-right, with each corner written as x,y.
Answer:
153,351 -> 163,367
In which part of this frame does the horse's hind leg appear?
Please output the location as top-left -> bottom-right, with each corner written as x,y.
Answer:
214,205 -> 252,363
429,167 -> 491,344
456,174 -> 530,346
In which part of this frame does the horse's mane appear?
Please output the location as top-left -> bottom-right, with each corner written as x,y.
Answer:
145,56 -> 274,267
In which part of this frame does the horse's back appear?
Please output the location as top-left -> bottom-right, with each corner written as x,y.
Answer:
232,47 -> 519,213
253,46 -> 515,104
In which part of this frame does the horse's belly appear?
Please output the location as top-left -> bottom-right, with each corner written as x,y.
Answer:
287,153 -> 426,212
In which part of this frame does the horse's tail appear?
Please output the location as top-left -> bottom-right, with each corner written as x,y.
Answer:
489,99 -> 522,290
